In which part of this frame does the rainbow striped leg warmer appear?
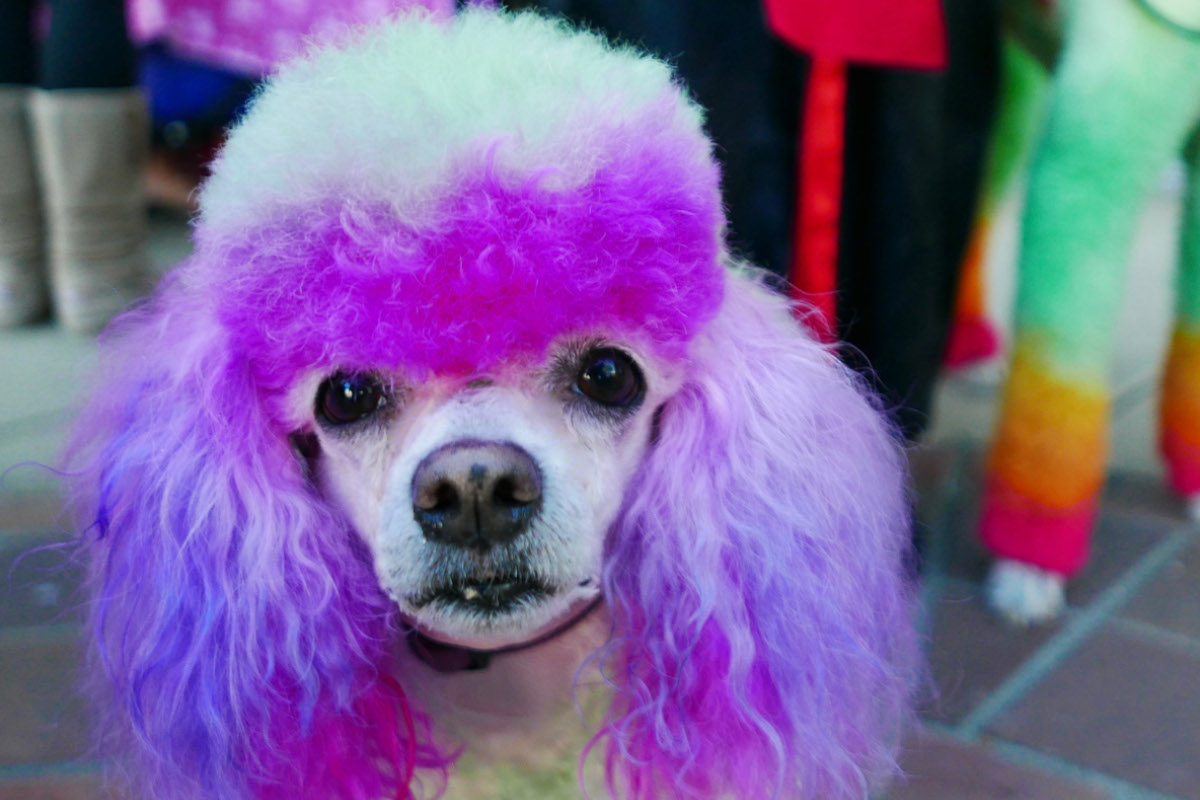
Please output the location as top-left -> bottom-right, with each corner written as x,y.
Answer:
1162,326 -> 1200,495
982,343 -> 1107,575
981,0 -> 1200,576
946,38 -> 1048,370
1162,136 -> 1200,495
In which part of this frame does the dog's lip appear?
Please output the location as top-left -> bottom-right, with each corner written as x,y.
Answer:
402,590 -> 601,652
408,572 -> 552,612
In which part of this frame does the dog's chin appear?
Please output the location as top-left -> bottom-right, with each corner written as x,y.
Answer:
400,580 -> 601,651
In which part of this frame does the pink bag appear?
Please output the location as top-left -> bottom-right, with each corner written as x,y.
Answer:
128,0 -> 454,76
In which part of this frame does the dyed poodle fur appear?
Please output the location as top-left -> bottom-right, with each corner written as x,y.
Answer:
69,9 -> 919,798
981,0 -> 1200,606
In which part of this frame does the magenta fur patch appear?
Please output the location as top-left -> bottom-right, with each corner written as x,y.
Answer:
198,124 -> 725,394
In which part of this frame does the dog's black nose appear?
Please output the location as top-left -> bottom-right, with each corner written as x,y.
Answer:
411,441 -> 542,551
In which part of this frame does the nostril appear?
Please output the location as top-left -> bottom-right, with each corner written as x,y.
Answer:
492,475 -> 538,507
416,479 -> 461,513
432,481 -> 460,512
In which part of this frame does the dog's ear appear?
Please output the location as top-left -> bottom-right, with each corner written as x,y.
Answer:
598,271 -> 919,798
68,284 -> 446,799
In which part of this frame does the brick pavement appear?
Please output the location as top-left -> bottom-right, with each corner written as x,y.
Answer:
3,442 -> 1197,798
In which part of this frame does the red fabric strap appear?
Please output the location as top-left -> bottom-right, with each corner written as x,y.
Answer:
762,0 -> 947,68
788,56 -> 845,342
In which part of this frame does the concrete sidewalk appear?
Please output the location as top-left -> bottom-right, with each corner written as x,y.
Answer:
0,210 -> 191,498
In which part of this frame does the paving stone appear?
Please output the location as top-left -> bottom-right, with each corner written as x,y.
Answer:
1103,470 -> 1186,523
0,328 -> 94,429
0,426 -> 71,497
921,582 -> 1061,724
1066,506 -> 1174,608
938,454 -> 992,584
987,624 -> 1200,799
0,774 -> 106,800
0,640 -> 90,766
909,443 -> 965,562
0,492 -> 65,534
0,532 -> 84,629
937,453 -> 1178,606
888,728 -> 1108,800
909,443 -> 963,510
1108,389 -> 1168,480
927,371 -> 1004,450
1121,537 -> 1200,641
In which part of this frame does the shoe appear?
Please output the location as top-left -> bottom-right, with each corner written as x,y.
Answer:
30,88 -> 150,333
0,86 -> 48,327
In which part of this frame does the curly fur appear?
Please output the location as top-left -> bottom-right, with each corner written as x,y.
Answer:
594,275 -> 917,799
71,290 -> 449,799
68,8 -> 918,799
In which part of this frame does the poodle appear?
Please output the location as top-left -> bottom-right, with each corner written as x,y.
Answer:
68,9 -> 919,799
980,0 -> 1200,624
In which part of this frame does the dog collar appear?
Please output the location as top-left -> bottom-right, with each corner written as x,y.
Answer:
406,596 -> 604,673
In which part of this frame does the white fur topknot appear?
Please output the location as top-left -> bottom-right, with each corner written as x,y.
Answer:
199,8 -> 708,237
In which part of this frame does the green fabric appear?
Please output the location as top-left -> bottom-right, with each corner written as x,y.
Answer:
978,37 -> 1050,215
1179,129 -> 1200,325
1014,0 -> 1200,375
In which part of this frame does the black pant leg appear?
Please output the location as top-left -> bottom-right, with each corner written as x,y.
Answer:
40,0 -> 136,89
529,0 -> 804,279
836,0 -> 1000,440
0,0 -> 37,85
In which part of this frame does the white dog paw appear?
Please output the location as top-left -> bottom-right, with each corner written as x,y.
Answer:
985,559 -> 1066,626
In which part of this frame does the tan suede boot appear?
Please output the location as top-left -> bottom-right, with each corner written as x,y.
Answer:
31,88 -> 150,333
0,87 -> 48,327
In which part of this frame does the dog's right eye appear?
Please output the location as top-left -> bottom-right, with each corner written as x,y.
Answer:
316,373 -> 384,426
574,348 -> 644,408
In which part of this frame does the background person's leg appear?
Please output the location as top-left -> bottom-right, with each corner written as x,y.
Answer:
0,0 -> 47,326
0,0 -> 37,86
33,0 -> 149,332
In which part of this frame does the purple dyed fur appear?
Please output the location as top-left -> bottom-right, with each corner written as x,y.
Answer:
595,277 -> 918,798
67,10 -> 918,800
201,104 -> 724,391
71,293 -> 448,799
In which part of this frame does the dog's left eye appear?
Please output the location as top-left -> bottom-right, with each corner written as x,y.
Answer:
575,348 -> 644,408
316,372 -> 385,426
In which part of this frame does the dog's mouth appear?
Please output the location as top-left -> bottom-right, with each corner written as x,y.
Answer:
409,572 -> 552,614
